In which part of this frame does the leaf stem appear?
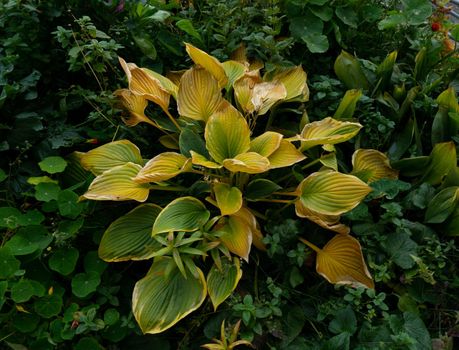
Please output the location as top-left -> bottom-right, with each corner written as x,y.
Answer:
299,238 -> 321,253
254,198 -> 295,204
164,109 -> 182,132
148,185 -> 186,191
272,191 -> 298,197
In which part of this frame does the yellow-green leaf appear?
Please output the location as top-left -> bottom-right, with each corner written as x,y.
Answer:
222,60 -> 247,90
319,152 -> 338,171
114,89 -> 155,127
334,50 -> 369,90
300,117 -> 362,150
207,257 -> 242,311
333,89 -> 362,120
251,81 -> 287,115
133,152 -> 192,183
143,68 -> 178,99
205,106 -> 250,163
421,142 -> 457,185
233,70 -> 262,114
152,197 -> 210,235
119,57 -> 170,112
132,258 -> 206,334
99,204 -> 162,262
214,215 -> 252,262
185,42 -> 228,88
301,234 -> 374,289
295,200 -> 350,234
190,151 -> 223,169
80,140 -> 143,176
233,207 -> 266,251
298,171 -> 371,216
222,152 -> 270,174
177,67 -> 225,122
249,132 -> 283,157
351,149 -> 399,183
271,66 -> 309,102
267,140 -> 306,169
214,183 -> 243,216
82,163 -> 149,202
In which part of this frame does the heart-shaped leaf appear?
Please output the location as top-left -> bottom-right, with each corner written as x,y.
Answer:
222,60 -> 247,90
205,105 -> 250,163
132,258 -> 207,334
250,131 -> 283,157
207,258 -> 242,311
301,234 -> 374,289
152,197 -> 210,235
223,152 -> 270,174
351,149 -> 398,183
133,152 -> 192,183
268,140 -> 306,169
80,140 -> 143,175
82,163 -> 149,202
177,67 -> 225,122
271,66 -> 309,102
214,183 -> 243,216
295,200 -> 350,234
99,204 -> 162,261
214,215 -> 252,262
298,171 -> 371,216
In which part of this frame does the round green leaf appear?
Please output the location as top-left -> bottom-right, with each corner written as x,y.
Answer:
132,258 -> 207,334
207,258 -> 242,311
152,197 -> 210,235
84,251 -> 108,274
11,279 -> 35,303
57,190 -> 84,218
214,183 -> 243,216
0,247 -> 20,278
74,337 -> 101,350
49,247 -> 79,276
35,183 -> 60,202
245,179 -> 281,200
99,204 -> 162,262
38,156 -> 68,174
72,271 -> 101,298
18,210 -> 45,226
5,226 -> 52,256
104,309 -> 120,326
34,294 -> 63,318
13,313 -> 40,333
0,207 -> 22,229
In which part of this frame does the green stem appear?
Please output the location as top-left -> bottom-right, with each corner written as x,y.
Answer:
164,109 -> 182,132
272,191 -> 299,197
254,198 -> 294,204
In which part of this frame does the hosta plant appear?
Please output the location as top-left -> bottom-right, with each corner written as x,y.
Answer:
77,43 -> 399,334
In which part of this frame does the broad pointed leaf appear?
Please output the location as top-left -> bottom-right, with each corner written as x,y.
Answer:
351,149 -> 398,183
233,206 -> 266,251
223,152 -> 270,174
133,152 -> 192,183
233,70 -> 262,114
301,234 -> 374,289
214,183 -> 243,216
214,215 -> 252,261
298,171 -> 371,215
143,68 -> 178,99
114,89 -> 154,127
250,132 -> 283,157
222,60 -> 247,90
207,258 -> 242,311
421,142 -> 457,185
268,140 -> 306,169
132,258 -> 206,334
272,66 -> 309,102
152,197 -> 210,235
425,187 -> 459,223
376,51 -> 397,92
99,204 -> 162,261
300,117 -> 362,150
177,67 -> 225,121
80,140 -> 143,175
119,57 -> 170,112
334,51 -> 369,90
185,43 -> 228,88
333,89 -> 362,120
82,163 -> 149,202
320,152 -> 338,171
190,151 -> 223,169
295,200 -> 350,234
205,106 -> 250,163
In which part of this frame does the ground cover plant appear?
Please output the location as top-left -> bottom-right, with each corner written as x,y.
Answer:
1,0 -> 459,349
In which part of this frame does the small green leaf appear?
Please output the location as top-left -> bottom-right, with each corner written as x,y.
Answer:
84,251 -> 108,275
176,19 -> 203,44
179,127 -> 208,158
17,210 -> 45,226
0,169 -> 6,182
0,281 -> 7,310
4,226 -> 51,255
104,309 -> 120,326
12,313 -> 40,333
49,247 -> 79,275
0,247 -> 20,279
329,306 -> 357,335
0,207 -> 22,229
35,183 -> 60,202
383,233 -> 417,269
335,6 -> 358,28
34,294 -> 63,318
72,271 -> 101,298
39,156 -> 68,174
11,279 -> 41,303
152,197 -> 210,235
